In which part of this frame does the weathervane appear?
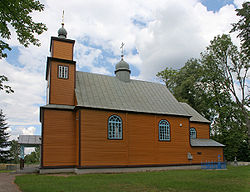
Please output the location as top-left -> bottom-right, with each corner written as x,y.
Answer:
120,42 -> 125,60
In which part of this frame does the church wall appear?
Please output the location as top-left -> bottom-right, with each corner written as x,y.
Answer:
190,122 -> 210,139
80,108 -> 223,167
80,109 -> 128,166
42,109 -> 76,167
49,61 -> 75,106
190,147 -> 224,163
154,115 -> 190,164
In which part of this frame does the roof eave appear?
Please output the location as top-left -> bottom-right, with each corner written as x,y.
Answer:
75,105 -> 192,118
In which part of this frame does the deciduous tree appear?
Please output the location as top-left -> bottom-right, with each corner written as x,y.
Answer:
0,0 -> 47,58
157,34 -> 249,161
0,75 -> 14,94
9,140 -> 20,163
230,2 -> 250,58
24,147 -> 40,164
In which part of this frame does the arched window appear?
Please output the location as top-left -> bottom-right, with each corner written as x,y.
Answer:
108,115 -> 122,139
159,120 -> 170,141
190,128 -> 197,139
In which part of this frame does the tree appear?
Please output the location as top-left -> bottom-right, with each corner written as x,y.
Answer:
230,2 -> 250,58
24,147 -> 40,164
0,109 -> 10,162
0,0 -> 47,58
157,34 -> 249,161
0,75 -> 14,94
201,34 -> 249,144
9,140 -> 20,163
157,59 -> 212,120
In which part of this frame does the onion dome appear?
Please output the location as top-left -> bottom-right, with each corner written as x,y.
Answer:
58,23 -> 67,39
115,57 -> 130,71
115,56 -> 131,82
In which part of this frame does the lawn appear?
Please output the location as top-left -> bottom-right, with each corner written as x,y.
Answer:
0,170 -> 15,173
15,165 -> 250,192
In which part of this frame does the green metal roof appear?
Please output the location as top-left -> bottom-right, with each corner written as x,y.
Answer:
179,102 -> 210,123
75,71 -> 191,117
191,139 -> 225,147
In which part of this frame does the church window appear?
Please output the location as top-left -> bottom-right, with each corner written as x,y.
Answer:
108,115 -> 122,139
190,128 -> 197,139
159,120 -> 170,141
58,65 -> 68,79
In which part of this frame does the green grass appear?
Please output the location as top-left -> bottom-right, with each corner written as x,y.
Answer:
0,170 -> 15,173
15,165 -> 250,192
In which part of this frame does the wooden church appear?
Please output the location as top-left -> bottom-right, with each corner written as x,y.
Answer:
40,23 -> 224,169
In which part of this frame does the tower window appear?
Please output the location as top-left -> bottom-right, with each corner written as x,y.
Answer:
159,120 -> 170,141
58,65 -> 69,79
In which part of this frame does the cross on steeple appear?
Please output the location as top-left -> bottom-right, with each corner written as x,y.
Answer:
120,42 -> 125,60
62,10 -> 65,26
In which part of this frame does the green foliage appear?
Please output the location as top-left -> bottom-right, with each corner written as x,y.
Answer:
15,166 -> 250,192
201,34 -> 249,159
9,140 -> 20,163
0,75 -> 14,94
0,0 -> 47,58
0,109 -> 10,163
157,59 -> 212,120
24,147 -> 40,164
156,67 -> 178,93
157,34 -> 249,161
230,2 -> 250,58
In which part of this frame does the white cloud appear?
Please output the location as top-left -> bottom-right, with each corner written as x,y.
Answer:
7,126 -> 36,141
233,0 -> 247,7
135,1 -> 239,81
0,59 -> 46,126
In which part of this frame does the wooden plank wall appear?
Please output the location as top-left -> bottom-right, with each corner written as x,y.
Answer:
42,109 -> 76,167
190,122 -> 210,139
49,61 -> 75,106
52,40 -> 74,60
80,108 -> 223,167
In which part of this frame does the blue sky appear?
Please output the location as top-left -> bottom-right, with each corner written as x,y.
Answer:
201,0 -> 235,11
0,0 -> 248,153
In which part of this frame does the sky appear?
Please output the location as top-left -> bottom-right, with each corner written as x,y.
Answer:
0,0 -> 248,152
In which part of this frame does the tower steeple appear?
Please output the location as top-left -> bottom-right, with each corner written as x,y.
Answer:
58,10 -> 67,39
46,14 -> 75,105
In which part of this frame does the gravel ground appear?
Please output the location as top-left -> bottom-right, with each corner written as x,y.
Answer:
0,173 -> 21,192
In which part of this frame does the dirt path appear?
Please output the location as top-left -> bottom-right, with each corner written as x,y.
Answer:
0,173 -> 21,192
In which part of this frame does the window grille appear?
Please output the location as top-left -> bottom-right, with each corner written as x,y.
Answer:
58,65 -> 69,79
108,115 -> 122,139
159,120 -> 170,141
190,128 -> 197,139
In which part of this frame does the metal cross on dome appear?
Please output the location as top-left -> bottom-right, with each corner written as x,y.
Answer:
62,10 -> 65,25
120,42 -> 125,59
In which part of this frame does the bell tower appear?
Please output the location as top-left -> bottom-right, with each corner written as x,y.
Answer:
46,20 -> 76,106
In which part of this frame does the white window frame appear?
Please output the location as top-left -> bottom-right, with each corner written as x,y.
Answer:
159,120 -> 170,141
58,65 -> 69,79
108,115 -> 122,140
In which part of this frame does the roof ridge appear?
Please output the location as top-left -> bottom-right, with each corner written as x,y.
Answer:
76,71 -> 166,86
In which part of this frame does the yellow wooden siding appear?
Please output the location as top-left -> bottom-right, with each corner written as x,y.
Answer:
49,61 -> 75,106
52,40 -> 73,60
79,108 -> 223,166
43,110 -> 76,166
